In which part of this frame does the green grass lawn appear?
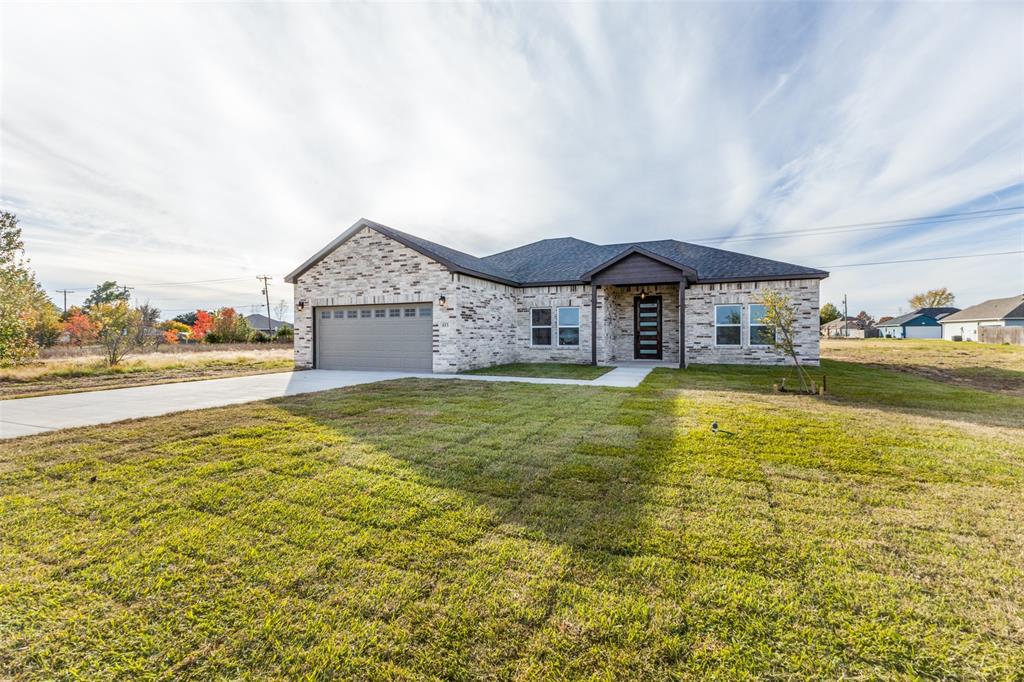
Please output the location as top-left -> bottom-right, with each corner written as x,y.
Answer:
462,362 -> 614,380
1,360 -> 1022,678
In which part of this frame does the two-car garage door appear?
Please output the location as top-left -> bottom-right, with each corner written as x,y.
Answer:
315,304 -> 433,371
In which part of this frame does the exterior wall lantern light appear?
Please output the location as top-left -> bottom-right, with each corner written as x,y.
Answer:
438,295 -> 447,308
297,300 -> 307,311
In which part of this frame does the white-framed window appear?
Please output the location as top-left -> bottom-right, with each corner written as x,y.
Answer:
388,308 -> 401,318
347,310 -> 358,319
404,308 -> 416,318
374,309 -> 386,318
333,310 -> 345,319
557,307 -> 580,346
320,310 -> 331,320
360,309 -> 372,318
715,304 -> 742,346
749,304 -> 772,346
531,308 -> 552,346
419,307 -> 432,317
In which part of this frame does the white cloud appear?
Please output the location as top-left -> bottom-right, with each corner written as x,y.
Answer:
1,2 -> 1021,318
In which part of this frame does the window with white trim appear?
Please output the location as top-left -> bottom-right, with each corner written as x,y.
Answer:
749,304 -> 772,346
715,305 -> 742,346
557,307 -> 580,346
531,308 -> 552,346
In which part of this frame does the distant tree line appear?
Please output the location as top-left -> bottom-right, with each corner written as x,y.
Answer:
0,210 -> 291,367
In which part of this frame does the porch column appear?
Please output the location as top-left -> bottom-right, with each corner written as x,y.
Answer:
591,284 -> 598,365
679,280 -> 686,369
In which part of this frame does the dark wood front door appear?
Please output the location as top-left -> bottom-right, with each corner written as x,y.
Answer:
634,295 -> 662,359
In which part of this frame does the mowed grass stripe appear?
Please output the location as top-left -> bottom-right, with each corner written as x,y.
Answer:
1,362 -> 1023,678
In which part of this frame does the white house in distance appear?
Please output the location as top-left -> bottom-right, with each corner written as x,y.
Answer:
876,307 -> 959,339
940,294 -> 1024,341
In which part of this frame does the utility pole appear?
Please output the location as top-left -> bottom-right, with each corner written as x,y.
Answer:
55,289 -> 75,317
257,275 -> 273,333
843,294 -> 849,338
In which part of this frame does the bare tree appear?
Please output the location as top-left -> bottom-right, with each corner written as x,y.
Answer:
274,298 -> 289,323
757,289 -> 815,393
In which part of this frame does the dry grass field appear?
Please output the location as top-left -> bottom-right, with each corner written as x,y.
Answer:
0,349 -> 294,399
822,337 -> 1024,395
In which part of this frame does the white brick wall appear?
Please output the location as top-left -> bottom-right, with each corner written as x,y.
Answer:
292,227 -> 821,371
601,284 -> 680,363
292,227 -> 459,372
512,286 -> 593,364
684,279 -> 820,366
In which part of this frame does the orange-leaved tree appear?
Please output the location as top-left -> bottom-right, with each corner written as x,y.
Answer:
63,310 -> 97,347
159,320 -> 190,345
191,310 -> 213,341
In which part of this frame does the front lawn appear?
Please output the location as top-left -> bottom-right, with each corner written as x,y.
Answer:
0,350 -> 295,399
1,361 -> 1022,678
462,362 -> 614,380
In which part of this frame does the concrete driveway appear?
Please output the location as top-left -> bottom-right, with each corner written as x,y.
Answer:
0,366 -> 652,439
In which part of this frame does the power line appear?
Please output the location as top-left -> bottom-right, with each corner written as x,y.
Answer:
132,276 -> 261,287
256,275 -> 273,333
692,206 -> 1023,245
822,249 -> 1023,269
55,289 -> 75,316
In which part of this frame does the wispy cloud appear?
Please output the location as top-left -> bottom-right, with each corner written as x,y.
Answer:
1,2 -> 1020,317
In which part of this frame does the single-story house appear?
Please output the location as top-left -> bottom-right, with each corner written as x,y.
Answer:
821,317 -> 873,338
876,307 -> 959,339
940,294 -> 1024,341
284,218 -> 828,373
244,313 -> 289,333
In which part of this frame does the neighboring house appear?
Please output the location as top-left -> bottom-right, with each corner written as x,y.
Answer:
244,314 -> 289,333
876,307 -> 959,339
285,218 -> 828,373
939,294 -> 1024,341
820,317 -> 873,338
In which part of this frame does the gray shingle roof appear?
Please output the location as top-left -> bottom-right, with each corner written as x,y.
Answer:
285,218 -> 829,286
876,307 -> 959,327
877,312 -> 930,327
940,295 -> 1024,323
484,237 -> 827,284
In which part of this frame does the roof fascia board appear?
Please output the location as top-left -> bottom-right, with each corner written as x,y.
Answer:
693,273 -> 829,284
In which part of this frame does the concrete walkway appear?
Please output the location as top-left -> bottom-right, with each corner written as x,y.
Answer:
0,366 -> 652,439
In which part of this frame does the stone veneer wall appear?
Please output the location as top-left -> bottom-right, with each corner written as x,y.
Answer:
683,279 -> 820,366
292,227 -> 459,371
601,284 -> 680,363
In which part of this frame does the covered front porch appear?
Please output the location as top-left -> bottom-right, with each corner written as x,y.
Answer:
594,283 -> 685,366
584,246 -> 695,369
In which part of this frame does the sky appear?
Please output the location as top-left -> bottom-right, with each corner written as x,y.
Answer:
2,2 -> 1022,322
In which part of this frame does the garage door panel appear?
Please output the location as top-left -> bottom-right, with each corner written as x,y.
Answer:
316,304 -> 433,371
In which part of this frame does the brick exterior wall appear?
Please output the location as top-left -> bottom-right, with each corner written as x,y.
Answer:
683,279 -> 820,366
454,276 -> 518,369
292,227 -> 459,372
513,286 -> 593,364
292,227 -> 821,371
601,284 -> 680,363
